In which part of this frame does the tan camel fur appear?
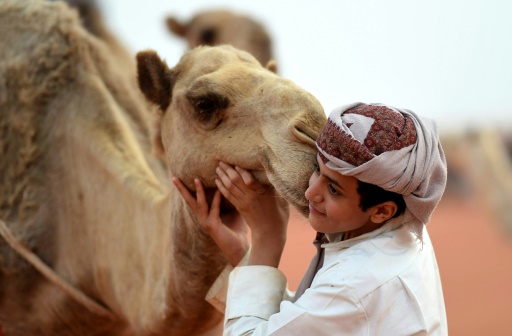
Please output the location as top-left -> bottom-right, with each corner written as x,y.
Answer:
167,9 -> 275,68
0,0 -> 326,335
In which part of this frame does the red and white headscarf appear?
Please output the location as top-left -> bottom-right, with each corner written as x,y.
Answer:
317,102 -> 447,237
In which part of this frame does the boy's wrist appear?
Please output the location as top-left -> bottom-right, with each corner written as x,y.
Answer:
251,230 -> 286,247
248,235 -> 286,268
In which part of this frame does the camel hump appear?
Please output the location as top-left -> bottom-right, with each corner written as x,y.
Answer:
0,0 -> 159,273
0,0 -> 80,230
0,0 -> 78,107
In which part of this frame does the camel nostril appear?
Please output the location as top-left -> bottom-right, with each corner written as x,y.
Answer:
292,122 -> 318,147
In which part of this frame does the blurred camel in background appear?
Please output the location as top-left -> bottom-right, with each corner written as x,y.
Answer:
441,128 -> 512,237
167,9 -> 276,69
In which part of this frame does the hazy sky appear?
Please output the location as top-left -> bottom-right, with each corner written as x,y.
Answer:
101,0 -> 512,130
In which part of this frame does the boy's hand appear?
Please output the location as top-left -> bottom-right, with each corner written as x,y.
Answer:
215,162 -> 290,267
172,177 -> 249,267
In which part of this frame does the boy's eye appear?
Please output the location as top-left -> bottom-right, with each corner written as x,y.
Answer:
328,184 -> 339,195
314,161 -> 320,173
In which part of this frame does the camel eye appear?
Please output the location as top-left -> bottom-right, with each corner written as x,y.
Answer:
187,92 -> 229,128
199,28 -> 216,45
196,98 -> 214,112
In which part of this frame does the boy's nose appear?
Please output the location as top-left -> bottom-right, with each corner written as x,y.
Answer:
305,181 -> 322,203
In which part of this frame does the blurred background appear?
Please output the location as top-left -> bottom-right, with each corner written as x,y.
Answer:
79,0 -> 511,334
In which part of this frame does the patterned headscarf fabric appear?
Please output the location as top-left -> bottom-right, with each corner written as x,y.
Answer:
316,102 -> 447,238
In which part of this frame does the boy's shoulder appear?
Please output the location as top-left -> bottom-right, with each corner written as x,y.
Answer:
317,225 -> 431,299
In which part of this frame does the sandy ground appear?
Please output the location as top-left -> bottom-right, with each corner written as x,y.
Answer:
278,195 -> 512,336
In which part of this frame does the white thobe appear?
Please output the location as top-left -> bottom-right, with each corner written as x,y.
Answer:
207,223 -> 448,336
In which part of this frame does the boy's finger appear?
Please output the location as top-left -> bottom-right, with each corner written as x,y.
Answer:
222,163 -> 244,186
210,189 -> 222,219
234,166 -> 267,195
200,189 -> 222,234
219,162 -> 243,181
172,177 -> 197,211
234,166 -> 259,189
194,178 -> 207,208
216,165 -> 244,197
216,178 -> 236,204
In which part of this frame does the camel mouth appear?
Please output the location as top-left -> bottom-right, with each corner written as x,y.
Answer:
203,187 -> 238,215
207,165 -> 309,220
294,203 -> 310,218
255,152 -> 312,218
285,190 -> 310,218
265,172 -> 310,218
250,169 -> 270,185
213,167 -> 310,218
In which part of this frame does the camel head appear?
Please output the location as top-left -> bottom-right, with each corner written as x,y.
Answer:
137,45 -> 326,215
166,10 -> 274,68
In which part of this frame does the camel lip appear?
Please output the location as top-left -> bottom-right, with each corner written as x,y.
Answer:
235,165 -> 311,216
294,204 -> 310,218
249,169 -> 270,185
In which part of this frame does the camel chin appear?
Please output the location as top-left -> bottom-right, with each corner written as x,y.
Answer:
249,169 -> 310,216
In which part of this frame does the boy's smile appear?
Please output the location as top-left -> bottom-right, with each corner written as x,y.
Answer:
305,155 -> 385,239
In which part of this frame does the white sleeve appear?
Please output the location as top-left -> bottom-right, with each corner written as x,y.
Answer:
205,248 -> 251,313
223,267 -> 368,336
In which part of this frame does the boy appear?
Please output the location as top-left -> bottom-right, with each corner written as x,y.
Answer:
173,102 -> 448,335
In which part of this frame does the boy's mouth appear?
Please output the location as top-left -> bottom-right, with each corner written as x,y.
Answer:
309,203 -> 325,216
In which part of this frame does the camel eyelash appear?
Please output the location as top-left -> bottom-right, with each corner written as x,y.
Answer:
187,92 -> 229,126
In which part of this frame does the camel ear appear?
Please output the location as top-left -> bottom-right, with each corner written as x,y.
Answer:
265,59 -> 278,74
166,17 -> 187,37
136,50 -> 173,111
152,110 -> 165,157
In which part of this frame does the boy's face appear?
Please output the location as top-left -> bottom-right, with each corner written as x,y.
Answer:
305,155 -> 381,238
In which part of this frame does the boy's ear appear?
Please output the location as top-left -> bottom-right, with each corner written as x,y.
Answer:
370,201 -> 398,224
136,50 -> 173,111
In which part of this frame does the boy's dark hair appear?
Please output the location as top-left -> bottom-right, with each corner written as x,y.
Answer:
357,180 -> 406,218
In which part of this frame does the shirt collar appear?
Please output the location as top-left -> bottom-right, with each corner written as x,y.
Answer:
322,215 -> 404,249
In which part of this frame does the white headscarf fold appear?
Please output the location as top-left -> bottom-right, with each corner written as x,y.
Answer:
317,102 -> 447,238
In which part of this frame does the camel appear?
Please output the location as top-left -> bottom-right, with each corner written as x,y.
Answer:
441,129 -> 512,237
167,9 -> 275,69
0,0 -> 326,335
